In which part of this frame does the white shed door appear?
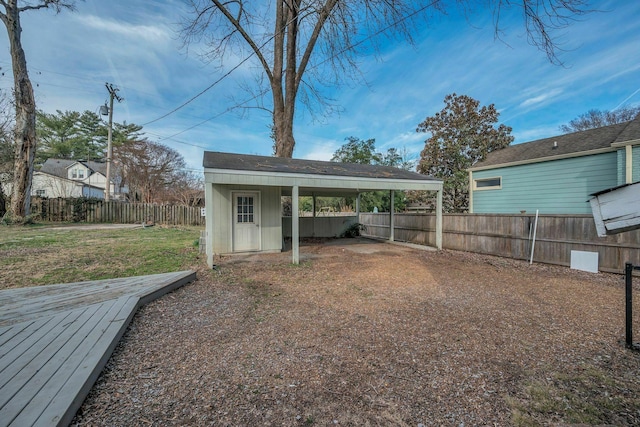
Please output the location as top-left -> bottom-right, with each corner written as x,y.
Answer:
232,192 -> 260,252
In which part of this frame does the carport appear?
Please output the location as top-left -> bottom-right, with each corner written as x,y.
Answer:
203,151 -> 443,265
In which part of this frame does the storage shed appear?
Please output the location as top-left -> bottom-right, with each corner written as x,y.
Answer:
203,151 -> 443,266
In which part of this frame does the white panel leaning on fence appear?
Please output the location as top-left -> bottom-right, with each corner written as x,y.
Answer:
589,182 -> 640,237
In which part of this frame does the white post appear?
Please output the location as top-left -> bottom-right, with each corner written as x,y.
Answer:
530,209 -> 539,264
292,185 -> 300,264
356,193 -> 361,224
389,190 -> 395,242
205,182 -> 214,268
436,188 -> 443,250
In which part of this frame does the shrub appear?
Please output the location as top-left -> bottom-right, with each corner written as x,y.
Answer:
340,222 -> 366,238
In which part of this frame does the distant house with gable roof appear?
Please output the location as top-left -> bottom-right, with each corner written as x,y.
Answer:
468,114 -> 640,214
31,158 -> 127,199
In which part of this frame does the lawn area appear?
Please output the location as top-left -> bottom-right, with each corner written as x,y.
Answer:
0,223 -> 203,289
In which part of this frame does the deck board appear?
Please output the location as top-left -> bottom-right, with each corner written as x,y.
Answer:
0,270 -> 196,427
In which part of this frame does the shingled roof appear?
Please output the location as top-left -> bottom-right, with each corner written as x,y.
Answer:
203,151 -> 439,182
39,158 -> 107,178
471,114 -> 640,170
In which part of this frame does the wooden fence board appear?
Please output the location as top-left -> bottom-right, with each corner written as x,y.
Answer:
29,198 -> 204,226
360,213 -> 640,274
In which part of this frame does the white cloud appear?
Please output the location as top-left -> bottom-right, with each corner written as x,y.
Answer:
519,88 -> 563,108
79,15 -> 170,42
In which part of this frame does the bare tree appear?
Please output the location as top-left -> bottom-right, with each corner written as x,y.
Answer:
559,106 -> 640,133
164,171 -> 203,206
0,0 -> 76,219
116,139 -> 187,204
0,89 -> 13,217
182,0 -> 591,158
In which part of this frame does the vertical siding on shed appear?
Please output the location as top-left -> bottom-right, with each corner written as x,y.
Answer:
260,186 -> 284,251
211,184 -> 232,254
472,152 -> 618,214
211,184 -> 282,254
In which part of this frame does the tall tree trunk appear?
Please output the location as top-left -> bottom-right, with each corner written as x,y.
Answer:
0,183 -> 6,217
272,100 -> 296,158
3,2 -> 37,218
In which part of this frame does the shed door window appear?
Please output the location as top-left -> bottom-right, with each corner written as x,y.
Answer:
236,196 -> 255,223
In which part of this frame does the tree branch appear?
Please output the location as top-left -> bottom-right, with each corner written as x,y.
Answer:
18,1 -> 75,13
295,0 -> 338,91
211,0 -> 274,83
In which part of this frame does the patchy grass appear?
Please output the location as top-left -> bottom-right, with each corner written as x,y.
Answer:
508,364 -> 640,426
0,223 -> 203,289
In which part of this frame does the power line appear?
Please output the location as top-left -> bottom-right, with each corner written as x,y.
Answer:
141,1 -> 439,133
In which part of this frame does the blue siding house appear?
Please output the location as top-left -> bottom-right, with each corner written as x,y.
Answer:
469,114 -> 640,214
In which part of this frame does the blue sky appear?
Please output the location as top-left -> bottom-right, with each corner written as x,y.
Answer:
1,0 -> 639,171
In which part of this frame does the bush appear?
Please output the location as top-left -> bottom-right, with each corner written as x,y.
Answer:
1,212 -> 36,225
340,222 -> 366,238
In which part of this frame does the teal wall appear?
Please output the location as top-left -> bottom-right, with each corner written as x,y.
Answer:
634,146 -> 640,183
471,152 -> 618,214
616,146 -> 640,184
617,148 -> 625,185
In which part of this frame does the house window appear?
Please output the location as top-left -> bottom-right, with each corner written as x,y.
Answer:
35,189 -> 46,197
70,167 -> 85,179
236,196 -> 254,223
474,177 -> 502,190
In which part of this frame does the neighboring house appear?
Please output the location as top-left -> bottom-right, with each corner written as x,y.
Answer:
468,114 -> 640,214
203,151 -> 444,266
31,159 -> 127,199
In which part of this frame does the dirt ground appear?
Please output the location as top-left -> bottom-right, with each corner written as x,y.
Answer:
72,238 -> 640,426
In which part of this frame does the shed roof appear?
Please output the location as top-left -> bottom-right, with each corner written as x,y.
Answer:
203,151 -> 437,181
471,114 -> 640,170
203,151 -> 442,196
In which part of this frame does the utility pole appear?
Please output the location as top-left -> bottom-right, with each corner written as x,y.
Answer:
103,83 -> 123,201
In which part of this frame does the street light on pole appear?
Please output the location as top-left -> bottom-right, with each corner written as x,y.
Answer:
101,83 -> 123,201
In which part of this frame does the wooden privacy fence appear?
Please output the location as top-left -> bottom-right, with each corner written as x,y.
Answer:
30,197 -> 204,226
360,213 -> 640,274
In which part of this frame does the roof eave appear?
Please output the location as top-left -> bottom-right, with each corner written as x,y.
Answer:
469,146 -> 617,172
204,167 -> 442,191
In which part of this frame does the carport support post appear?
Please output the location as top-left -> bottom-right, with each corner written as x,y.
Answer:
436,188 -> 443,250
292,185 -> 300,264
389,190 -> 395,242
205,182 -> 214,268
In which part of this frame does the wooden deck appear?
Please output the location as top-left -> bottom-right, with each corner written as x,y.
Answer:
0,270 -> 196,427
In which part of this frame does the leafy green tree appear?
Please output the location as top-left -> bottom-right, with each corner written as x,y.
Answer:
417,93 -> 513,213
36,110 -> 146,164
331,137 -> 381,165
559,106 -> 640,133
331,136 -> 409,212
36,110 -> 109,162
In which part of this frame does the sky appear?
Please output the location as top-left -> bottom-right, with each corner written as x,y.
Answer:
1,0 -> 639,172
